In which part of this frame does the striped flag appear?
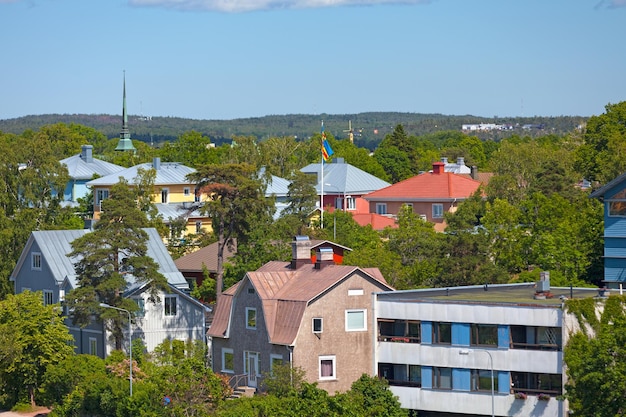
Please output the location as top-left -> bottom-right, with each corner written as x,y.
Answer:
321,121 -> 334,162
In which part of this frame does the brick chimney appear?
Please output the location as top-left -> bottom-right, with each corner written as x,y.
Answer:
291,236 -> 312,269
432,161 -> 445,174
314,247 -> 334,270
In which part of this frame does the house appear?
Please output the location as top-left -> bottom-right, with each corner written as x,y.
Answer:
174,240 -> 237,290
59,145 -> 125,206
260,168 -> 292,219
590,172 -> 626,289
86,157 -> 211,237
300,157 -> 390,215
208,236 -> 393,393
374,278 -> 598,417
9,228 -> 207,357
364,161 -> 483,230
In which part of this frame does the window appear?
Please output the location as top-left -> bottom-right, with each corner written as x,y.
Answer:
95,189 -> 109,210
222,348 -> 234,373
161,188 -> 169,203
31,253 -> 42,270
378,319 -> 420,343
346,309 -> 367,331
195,221 -> 202,234
433,367 -> 452,389
43,290 -> 53,306
183,187 -> 191,196
433,322 -> 452,344
313,318 -> 323,333
471,369 -> 497,391
510,325 -> 561,351
511,372 -> 562,396
194,189 -> 201,202
346,197 -> 356,210
164,295 -> 177,316
348,288 -> 364,296
246,307 -> 257,330
89,338 -> 98,356
378,363 -> 421,387
470,324 -> 498,347
376,203 -> 387,215
609,189 -> 626,216
319,355 -> 336,380
432,203 -> 444,218
134,298 -> 145,318
270,354 -> 283,375
334,197 -> 343,210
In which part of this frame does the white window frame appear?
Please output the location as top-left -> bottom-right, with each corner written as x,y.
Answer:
345,309 -> 367,332
183,187 -> 191,196
31,252 -> 42,270
319,355 -> 337,380
270,354 -> 283,375
432,203 -> 444,219
89,337 -> 98,356
376,203 -> 387,215
95,188 -> 109,210
43,289 -> 53,306
246,307 -> 257,330
161,188 -> 169,204
348,289 -> 364,296
164,295 -> 177,317
313,317 -> 323,333
346,197 -> 356,210
134,297 -> 145,318
222,348 -> 234,373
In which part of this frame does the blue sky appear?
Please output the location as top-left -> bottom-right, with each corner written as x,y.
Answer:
1,0 -> 624,120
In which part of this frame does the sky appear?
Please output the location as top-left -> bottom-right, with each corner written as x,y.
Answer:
0,0 -> 625,121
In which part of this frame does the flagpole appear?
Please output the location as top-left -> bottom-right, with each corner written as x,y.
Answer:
320,120 -> 324,229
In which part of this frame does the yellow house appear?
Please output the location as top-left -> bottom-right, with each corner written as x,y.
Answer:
86,157 -> 212,237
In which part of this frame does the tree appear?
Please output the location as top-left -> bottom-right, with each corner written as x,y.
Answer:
188,163 -> 274,295
564,296 -> 626,416
348,374 -> 408,417
283,170 -> 318,234
160,130 -> 218,168
0,291 -> 74,408
66,180 -> 168,349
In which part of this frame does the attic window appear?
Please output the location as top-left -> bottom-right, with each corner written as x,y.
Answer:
313,318 -> 323,333
31,253 -> 42,270
348,289 -> 364,296
248,288 -> 255,294
246,307 -> 257,330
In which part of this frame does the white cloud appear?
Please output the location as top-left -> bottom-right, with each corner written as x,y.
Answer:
596,0 -> 626,8
128,0 -> 431,13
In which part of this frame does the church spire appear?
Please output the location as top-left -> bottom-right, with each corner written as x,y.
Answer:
115,71 -> 136,152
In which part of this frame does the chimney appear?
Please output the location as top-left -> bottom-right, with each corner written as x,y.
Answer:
291,236 -> 312,269
432,161 -> 445,174
471,165 -> 479,180
456,157 -> 465,166
153,157 -> 161,170
441,157 -> 448,164
314,247 -> 334,270
80,145 -> 93,163
332,157 -> 345,164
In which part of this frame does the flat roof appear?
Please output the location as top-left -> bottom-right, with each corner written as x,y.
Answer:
376,283 -> 604,307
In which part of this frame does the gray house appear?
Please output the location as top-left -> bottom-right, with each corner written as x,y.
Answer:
10,228 -> 207,357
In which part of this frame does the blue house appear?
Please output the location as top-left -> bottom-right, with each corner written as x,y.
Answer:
590,174 -> 626,288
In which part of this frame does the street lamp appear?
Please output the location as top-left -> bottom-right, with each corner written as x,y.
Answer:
459,349 -> 494,417
100,303 -> 133,396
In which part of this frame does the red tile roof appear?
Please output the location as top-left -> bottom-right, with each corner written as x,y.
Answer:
365,170 -> 482,201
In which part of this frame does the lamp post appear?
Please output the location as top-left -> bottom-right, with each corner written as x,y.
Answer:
459,349 -> 494,417
100,303 -> 132,396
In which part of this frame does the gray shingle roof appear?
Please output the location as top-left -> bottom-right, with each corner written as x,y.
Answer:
300,158 -> 389,195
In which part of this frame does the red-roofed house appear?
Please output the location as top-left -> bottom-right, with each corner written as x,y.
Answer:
208,236 -> 393,393
363,161 -> 483,229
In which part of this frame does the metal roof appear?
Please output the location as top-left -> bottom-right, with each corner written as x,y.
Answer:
60,153 -> 125,180
86,159 -> 196,187
300,158 -> 390,195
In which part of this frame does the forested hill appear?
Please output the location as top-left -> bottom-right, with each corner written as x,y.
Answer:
0,112 -> 587,150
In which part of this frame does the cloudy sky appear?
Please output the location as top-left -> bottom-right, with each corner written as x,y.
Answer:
1,0 -> 624,120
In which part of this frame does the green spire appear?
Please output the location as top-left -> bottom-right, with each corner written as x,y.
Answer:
115,71 -> 136,152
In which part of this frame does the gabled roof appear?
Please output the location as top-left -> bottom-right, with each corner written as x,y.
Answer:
301,158 -> 390,195
86,159 -> 195,187
174,241 -> 237,274
208,260 -> 392,345
60,152 -> 125,181
10,228 -> 188,290
590,172 -> 626,200
364,170 -> 482,202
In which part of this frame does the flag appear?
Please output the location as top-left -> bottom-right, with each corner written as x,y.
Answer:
321,121 -> 334,162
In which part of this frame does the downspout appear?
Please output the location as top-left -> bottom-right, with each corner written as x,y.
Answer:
287,345 -> 294,387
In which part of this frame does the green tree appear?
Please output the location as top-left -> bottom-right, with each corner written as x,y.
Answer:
188,163 -> 275,295
283,170 -> 318,234
160,130 -> 218,167
0,291 -> 74,408
564,296 -> 626,416
348,374 -> 408,417
66,180 -> 168,349
40,354 -> 107,407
